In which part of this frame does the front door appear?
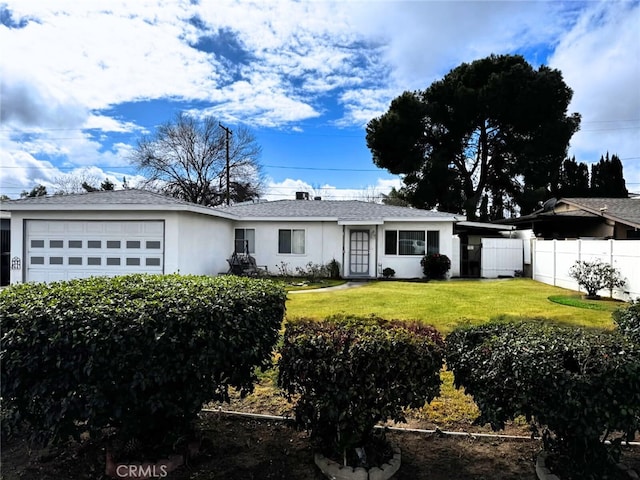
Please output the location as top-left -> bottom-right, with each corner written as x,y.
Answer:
349,230 -> 369,276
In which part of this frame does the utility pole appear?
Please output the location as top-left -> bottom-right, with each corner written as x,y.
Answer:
219,123 -> 232,206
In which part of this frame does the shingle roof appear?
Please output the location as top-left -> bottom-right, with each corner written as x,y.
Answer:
0,189 -> 236,219
1,189 -> 191,207
0,190 -> 463,223
562,197 -> 640,228
214,199 -> 462,221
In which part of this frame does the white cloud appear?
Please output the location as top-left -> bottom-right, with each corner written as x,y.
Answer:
549,1 -> 640,190
263,177 -> 401,202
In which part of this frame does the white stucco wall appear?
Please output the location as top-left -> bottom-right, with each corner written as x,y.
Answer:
378,221 -> 457,279
233,221 -> 344,275
173,212 -> 233,276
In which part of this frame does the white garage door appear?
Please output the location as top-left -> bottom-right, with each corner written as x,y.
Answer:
26,220 -> 164,283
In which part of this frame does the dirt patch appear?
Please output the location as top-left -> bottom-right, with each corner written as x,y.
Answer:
3,412 -> 639,480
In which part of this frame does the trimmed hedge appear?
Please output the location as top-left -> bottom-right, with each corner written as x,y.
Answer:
278,315 -> 444,460
1,274 -> 286,448
446,320 -> 640,479
614,299 -> 640,343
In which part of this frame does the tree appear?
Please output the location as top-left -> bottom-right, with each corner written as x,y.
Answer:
130,114 -> 264,206
590,153 -> 628,197
381,187 -> 410,207
81,178 -> 115,193
366,54 -> 581,220
20,185 -> 47,198
51,169 -> 102,195
555,156 -> 590,197
568,259 -> 625,298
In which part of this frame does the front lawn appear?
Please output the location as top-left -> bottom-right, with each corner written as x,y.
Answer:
286,278 -> 616,333
213,278 -> 621,433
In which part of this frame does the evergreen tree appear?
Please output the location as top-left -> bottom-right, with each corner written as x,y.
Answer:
590,153 -> 628,197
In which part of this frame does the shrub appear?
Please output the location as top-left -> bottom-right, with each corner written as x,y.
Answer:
614,299 -> 640,343
327,258 -> 341,279
446,320 -> 640,479
382,267 -> 395,279
420,253 -> 451,279
0,274 -> 286,449
295,262 -> 330,282
568,259 -> 625,298
278,315 -> 444,463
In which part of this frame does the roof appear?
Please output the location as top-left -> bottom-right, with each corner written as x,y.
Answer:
214,199 -> 463,223
560,198 -> 640,228
0,190 -> 464,224
0,189 -> 235,219
497,197 -> 640,229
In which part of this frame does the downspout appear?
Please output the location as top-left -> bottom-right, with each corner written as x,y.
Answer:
374,224 -> 379,278
342,225 -> 346,278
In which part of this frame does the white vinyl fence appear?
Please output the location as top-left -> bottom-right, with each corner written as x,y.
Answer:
481,238 -> 524,278
532,239 -> 640,301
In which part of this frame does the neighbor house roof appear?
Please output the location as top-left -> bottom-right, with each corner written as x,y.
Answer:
214,199 -> 464,223
0,189 -> 236,219
560,198 -> 640,228
497,197 -> 640,229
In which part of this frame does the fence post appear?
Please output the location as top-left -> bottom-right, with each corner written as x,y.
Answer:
552,239 -> 557,287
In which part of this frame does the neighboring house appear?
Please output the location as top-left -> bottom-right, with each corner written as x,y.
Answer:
1,189 -> 471,284
502,197 -> 640,240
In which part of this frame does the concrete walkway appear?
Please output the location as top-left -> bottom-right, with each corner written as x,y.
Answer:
287,281 -> 369,294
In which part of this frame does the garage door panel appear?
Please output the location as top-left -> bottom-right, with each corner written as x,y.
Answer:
26,220 -> 164,283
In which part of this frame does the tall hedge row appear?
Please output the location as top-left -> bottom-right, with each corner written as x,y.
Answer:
446,319 -> 640,479
1,274 -> 286,447
278,314 -> 444,459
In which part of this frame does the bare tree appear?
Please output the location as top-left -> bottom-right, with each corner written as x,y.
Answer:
51,168 -> 102,195
130,113 -> 264,206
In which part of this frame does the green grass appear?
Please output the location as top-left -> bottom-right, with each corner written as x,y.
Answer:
286,278 -> 618,333
216,278 -> 624,432
547,294 -> 625,312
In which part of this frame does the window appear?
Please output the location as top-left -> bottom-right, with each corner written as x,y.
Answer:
106,258 -> 121,266
146,241 -> 161,249
31,240 -> 45,248
69,240 -> 82,248
278,229 -> 305,254
50,240 -> 64,248
88,240 -> 101,248
126,258 -> 141,266
88,257 -> 102,266
427,231 -> 440,254
49,257 -> 63,265
30,256 -> 45,265
234,229 -> 255,254
107,240 -> 121,248
126,240 -> 141,249
146,258 -> 161,266
385,230 -> 426,255
68,257 -> 82,265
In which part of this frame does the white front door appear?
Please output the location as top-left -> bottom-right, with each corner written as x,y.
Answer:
349,230 -> 370,276
25,220 -> 164,283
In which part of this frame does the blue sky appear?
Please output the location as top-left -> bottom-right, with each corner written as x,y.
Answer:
1,1 -> 639,201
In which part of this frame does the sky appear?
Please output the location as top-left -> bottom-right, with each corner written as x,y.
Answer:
1,0 -> 639,202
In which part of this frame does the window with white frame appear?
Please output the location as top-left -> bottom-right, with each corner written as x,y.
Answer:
385,230 -> 439,256
234,228 -> 255,254
278,229 -> 305,254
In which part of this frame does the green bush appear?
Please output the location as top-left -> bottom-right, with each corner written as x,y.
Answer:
327,258 -> 341,279
278,315 -> 444,462
614,299 -> 640,343
446,320 -> 640,480
420,253 -> 451,279
568,259 -> 625,298
1,274 -> 286,449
